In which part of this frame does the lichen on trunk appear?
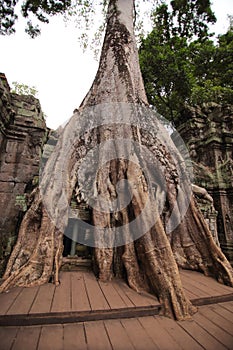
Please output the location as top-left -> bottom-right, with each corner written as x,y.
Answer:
0,0 -> 232,321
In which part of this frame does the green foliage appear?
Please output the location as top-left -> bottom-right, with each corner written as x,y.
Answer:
15,194 -> 27,212
140,31 -> 193,121
169,0 -> 216,39
0,0 -> 158,41
191,81 -> 233,105
0,0 -> 18,35
150,0 -> 216,41
214,29 -> 233,90
11,81 -> 38,97
188,32 -> 233,105
0,0 -> 72,37
139,1 -> 233,123
63,0 -> 107,56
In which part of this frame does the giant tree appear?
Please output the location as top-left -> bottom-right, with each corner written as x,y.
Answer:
0,0 -> 233,320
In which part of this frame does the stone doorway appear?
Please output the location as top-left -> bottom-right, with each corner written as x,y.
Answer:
63,220 -> 92,260
62,202 -> 93,271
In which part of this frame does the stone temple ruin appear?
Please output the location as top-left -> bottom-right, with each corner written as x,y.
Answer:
0,73 -> 232,276
0,73 -> 47,276
177,104 -> 233,264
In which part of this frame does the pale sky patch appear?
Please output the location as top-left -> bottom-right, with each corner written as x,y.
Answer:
0,0 -> 232,129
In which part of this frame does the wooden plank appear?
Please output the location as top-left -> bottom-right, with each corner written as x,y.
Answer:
191,274 -> 233,295
182,284 -> 201,299
7,287 -> 39,315
63,323 -> 87,350
29,284 -> 55,314
181,272 -> 227,297
178,318 -> 227,350
84,321 -> 112,350
181,277 -> 212,298
98,280 -> 128,309
111,280 -> 135,308
138,316 -> 181,350
219,301 -> 233,313
0,305 -> 160,327
70,272 -> 91,312
192,293 -> 233,307
83,272 -> 110,310
0,326 -> 19,350
37,325 -> 63,350
180,270 -> 233,294
199,305 -> 233,335
51,272 -> 71,312
180,273 -> 211,298
121,318 -> 159,350
209,303 -> 233,324
137,290 -> 159,306
194,310 -> 233,349
156,315 -> 203,350
0,288 -> 22,315
104,319 -> 134,350
116,281 -> 154,307
11,326 -> 41,350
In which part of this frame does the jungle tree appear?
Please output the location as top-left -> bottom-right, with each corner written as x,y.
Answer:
0,0 -> 72,36
139,1 -> 233,122
0,0 -> 233,321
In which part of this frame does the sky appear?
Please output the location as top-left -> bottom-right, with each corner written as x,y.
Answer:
0,0 -> 232,129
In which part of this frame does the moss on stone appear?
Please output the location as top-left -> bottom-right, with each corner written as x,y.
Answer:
15,194 -> 27,212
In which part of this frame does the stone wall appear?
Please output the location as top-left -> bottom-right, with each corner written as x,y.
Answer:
0,73 -> 48,276
177,103 -> 233,263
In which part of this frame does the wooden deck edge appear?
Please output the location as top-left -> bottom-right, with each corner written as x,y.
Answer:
1,293 -> 233,327
0,305 -> 161,327
191,292 -> 233,307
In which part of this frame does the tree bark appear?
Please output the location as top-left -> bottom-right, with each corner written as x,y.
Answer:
0,0 -> 232,320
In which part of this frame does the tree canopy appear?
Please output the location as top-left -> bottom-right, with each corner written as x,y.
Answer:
0,0 -> 72,37
0,0 -> 156,38
1,0 -> 232,123
139,2 -> 233,123
151,0 -> 216,40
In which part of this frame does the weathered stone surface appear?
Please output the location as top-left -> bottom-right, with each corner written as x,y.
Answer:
0,73 -> 48,276
192,183 -> 219,245
177,103 -> 233,264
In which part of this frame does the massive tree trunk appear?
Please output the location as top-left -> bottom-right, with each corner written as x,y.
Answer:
0,0 -> 232,320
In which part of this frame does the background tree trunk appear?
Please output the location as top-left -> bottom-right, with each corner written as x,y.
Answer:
0,0 -> 232,320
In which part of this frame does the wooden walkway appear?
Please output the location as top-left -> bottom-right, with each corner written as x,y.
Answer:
0,301 -> 233,350
0,270 -> 233,327
0,270 -> 233,349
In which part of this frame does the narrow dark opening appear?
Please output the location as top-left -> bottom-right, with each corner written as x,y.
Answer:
63,218 -> 92,259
